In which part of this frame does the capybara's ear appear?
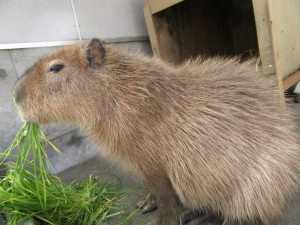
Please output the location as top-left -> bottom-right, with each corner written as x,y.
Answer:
84,38 -> 106,68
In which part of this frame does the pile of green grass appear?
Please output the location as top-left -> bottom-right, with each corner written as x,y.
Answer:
0,123 -> 127,225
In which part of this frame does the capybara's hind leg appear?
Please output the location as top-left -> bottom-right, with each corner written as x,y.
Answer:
144,175 -> 178,225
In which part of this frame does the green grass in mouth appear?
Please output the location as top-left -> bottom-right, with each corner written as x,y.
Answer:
0,122 -> 129,225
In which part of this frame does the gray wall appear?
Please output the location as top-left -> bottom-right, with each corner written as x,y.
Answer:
0,0 -> 152,173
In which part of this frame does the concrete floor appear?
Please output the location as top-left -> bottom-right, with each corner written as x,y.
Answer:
57,158 -> 300,225
56,103 -> 300,225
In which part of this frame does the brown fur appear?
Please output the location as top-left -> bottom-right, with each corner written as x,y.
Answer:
13,39 -> 299,225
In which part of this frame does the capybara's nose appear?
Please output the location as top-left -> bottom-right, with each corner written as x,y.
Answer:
13,82 -> 26,104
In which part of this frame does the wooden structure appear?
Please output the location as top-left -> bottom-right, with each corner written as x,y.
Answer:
144,0 -> 300,95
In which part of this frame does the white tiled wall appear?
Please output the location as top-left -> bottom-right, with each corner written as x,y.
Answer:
0,0 -> 147,44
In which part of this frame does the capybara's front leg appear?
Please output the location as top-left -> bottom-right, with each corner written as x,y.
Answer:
144,174 -> 178,225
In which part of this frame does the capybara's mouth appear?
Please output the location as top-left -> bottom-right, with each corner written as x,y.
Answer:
14,104 -> 34,123
15,107 -> 29,122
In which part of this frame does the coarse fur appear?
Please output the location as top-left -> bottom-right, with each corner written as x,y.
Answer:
13,39 -> 299,225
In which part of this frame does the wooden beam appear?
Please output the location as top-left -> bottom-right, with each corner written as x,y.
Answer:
252,0 -> 275,75
143,6 -> 161,57
267,0 -> 300,96
283,70 -> 300,91
144,0 -> 184,14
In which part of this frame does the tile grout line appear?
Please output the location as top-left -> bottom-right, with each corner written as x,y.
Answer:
8,50 -> 19,79
70,0 -> 82,41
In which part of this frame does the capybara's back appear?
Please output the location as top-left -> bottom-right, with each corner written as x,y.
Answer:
164,58 -> 299,224
13,40 -> 299,225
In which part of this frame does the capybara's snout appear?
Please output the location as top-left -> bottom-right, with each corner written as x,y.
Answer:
13,79 -> 27,104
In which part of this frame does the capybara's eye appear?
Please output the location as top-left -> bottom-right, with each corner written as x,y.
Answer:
48,64 -> 65,73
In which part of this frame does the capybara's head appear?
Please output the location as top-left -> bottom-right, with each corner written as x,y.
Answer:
13,38 -> 108,124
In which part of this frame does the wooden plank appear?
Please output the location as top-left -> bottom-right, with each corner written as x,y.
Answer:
283,70 -> 300,91
252,0 -> 275,75
152,11 -> 181,63
267,0 -> 300,83
144,0 -> 184,14
225,1 -> 258,58
150,1 -> 237,64
143,6 -> 161,57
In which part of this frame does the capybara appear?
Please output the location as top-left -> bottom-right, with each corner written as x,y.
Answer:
13,38 -> 299,225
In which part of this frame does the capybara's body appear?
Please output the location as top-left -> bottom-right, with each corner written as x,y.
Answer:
13,39 -> 299,225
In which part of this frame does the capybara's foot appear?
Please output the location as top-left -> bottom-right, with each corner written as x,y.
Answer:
181,210 -> 222,225
147,217 -> 178,225
136,193 -> 157,214
142,198 -> 157,214
181,210 -> 204,224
